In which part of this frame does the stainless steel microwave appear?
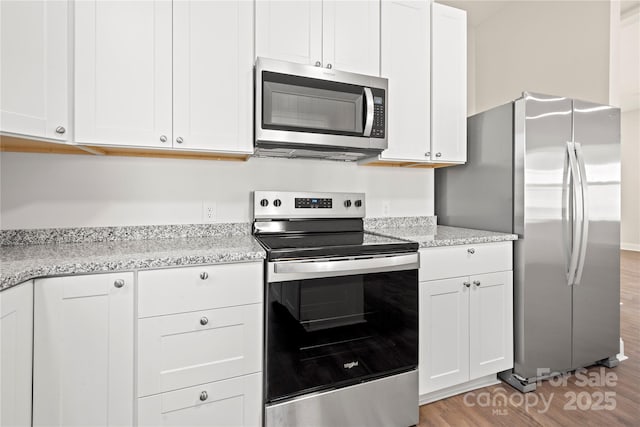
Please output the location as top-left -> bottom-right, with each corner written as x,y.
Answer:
254,57 -> 388,161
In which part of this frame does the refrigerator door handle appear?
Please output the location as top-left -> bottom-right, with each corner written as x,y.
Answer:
574,142 -> 589,285
565,141 -> 582,286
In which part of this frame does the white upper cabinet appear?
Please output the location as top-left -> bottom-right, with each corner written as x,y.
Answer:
256,0 -> 379,75
1,282 -> 34,427
75,0 -> 253,153
376,0 -> 467,165
431,2 -> 467,163
322,0 -> 380,75
173,0 -> 254,153
74,0 -> 172,148
0,0 -> 69,141
380,0 -> 430,161
255,0 -> 323,66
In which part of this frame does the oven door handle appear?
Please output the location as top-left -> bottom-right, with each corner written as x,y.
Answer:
273,253 -> 419,278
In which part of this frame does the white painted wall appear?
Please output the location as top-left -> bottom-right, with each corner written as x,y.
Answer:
472,1 -> 611,113
621,109 -> 640,250
619,6 -> 640,250
0,152 -> 434,229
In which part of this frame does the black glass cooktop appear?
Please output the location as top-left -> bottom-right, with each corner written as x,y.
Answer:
254,231 -> 418,261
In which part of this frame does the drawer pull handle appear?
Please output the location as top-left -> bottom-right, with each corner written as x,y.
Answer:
114,279 -> 125,288
200,391 -> 208,401
467,248 -> 475,254
200,272 -> 209,280
464,281 -> 471,288
473,280 -> 481,287
200,316 -> 209,326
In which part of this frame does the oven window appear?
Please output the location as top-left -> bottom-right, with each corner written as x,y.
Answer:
262,71 -> 365,136
266,270 -> 418,403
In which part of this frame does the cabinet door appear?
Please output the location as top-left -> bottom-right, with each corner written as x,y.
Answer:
74,0 -> 172,148
322,0 -> 380,75
0,0 -> 69,141
0,282 -> 33,427
419,277 -> 470,395
255,0 -> 322,66
380,0 -> 430,161
430,2 -> 466,163
33,273 -> 134,427
138,304 -> 262,397
173,0 -> 253,153
138,373 -> 262,427
469,271 -> 514,379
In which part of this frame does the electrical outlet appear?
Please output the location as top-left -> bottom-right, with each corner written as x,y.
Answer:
383,202 -> 391,216
202,202 -> 216,223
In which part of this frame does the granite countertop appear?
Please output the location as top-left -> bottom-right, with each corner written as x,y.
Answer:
1,217 -> 517,292
367,224 -> 518,248
0,232 -> 265,291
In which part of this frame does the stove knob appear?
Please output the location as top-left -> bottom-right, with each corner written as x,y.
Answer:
344,200 -> 352,208
260,199 -> 269,207
354,200 -> 362,208
273,199 -> 282,207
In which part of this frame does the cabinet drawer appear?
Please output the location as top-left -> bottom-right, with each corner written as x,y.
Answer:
138,373 -> 261,427
138,262 -> 263,318
419,242 -> 512,281
138,304 -> 262,397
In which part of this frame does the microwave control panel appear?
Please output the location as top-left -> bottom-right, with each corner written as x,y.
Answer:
371,88 -> 385,138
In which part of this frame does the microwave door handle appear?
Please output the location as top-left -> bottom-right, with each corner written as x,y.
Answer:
363,87 -> 374,137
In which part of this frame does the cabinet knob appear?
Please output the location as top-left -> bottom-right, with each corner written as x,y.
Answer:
55,126 -> 66,134
200,316 -> 209,326
473,280 -> 481,287
326,63 -> 332,69
425,152 -> 431,157
114,279 -> 125,288
467,248 -> 475,254
315,61 -> 322,67
435,152 -> 442,157
464,281 -> 471,288
200,391 -> 208,401
176,137 -> 184,144
160,135 -> 167,143
200,271 -> 209,280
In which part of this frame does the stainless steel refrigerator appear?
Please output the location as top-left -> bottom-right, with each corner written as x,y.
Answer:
435,92 -> 620,392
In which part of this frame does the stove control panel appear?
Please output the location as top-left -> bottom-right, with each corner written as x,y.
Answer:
295,198 -> 332,209
254,191 -> 365,219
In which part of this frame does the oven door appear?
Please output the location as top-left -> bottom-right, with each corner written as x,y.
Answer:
265,253 -> 418,403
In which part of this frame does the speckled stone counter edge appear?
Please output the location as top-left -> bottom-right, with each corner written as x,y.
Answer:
363,216 -> 437,229
1,216 -> 438,246
1,252 -> 266,291
1,223 -> 252,246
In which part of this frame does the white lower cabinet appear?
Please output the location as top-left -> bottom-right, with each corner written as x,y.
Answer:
137,261 -> 263,427
138,304 -> 262,397
32,273 -> 134,426
0,281 -> 33,427
138,373 -> 262,427
420,276 -> 469,392
419,243 -> 513,398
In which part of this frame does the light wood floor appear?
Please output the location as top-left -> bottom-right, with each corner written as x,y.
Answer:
419,250 -> 640,427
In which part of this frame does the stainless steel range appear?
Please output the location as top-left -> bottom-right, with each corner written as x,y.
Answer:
252,191 -> 419,427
